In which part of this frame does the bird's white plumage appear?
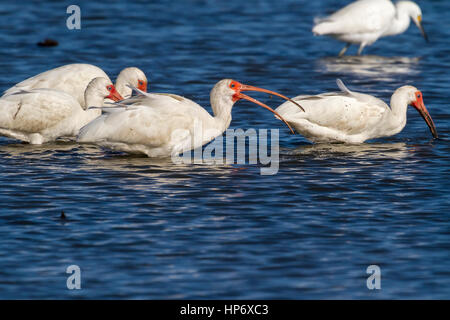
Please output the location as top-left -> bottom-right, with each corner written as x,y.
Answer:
79,99 -> 209,156
313,0 -> 425,55
2,64 -> 110,107
78,81 -> 236,157
314,0 -> 395,39
0,77 -> 114,144
78,79 -> 297,158
275,79 -> 425,143
2,64 -> 147,107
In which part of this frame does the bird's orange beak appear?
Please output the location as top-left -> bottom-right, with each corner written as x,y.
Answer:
232,83 -> 302,134
411,93 -> 438,138
138,80 -> 147,92
239,84 -> 305,112
107,86 -> 124,102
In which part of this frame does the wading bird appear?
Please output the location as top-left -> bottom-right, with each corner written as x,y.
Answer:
312,0 -> 428,56
0,77 -> 123,144
275,79 -> 438,143
2,64 -> 147,107
77,79 -> 301,157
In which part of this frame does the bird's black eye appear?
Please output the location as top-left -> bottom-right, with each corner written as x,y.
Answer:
107,86 -> 112,91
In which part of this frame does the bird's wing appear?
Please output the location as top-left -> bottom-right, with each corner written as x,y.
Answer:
313,0 -> 395,35
336,78 -> 353,95
112,89 -> 211,120
88,106 -> 129,114
336,79 -> 390,109
276,86 -> 388,135
78,104 -> 198,148
2,64 -> 110,106
79,85 -> 217,151
0,90 -> 80,133
121,88 -> 198,109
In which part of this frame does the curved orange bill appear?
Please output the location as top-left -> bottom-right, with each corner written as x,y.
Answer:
413,100 -> 438,138
236,92 -> 295,134
107,87 -> 124,102
240,84 -> 305,112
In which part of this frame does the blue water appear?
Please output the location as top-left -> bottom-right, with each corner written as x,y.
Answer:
0,0 -> 449,299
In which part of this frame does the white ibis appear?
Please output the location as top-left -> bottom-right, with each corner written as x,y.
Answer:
77,79 -> 300,157
0,77 -> 123,144
275,79 -> 438,143
313,0 -> 428,56
2,64 -> 147,107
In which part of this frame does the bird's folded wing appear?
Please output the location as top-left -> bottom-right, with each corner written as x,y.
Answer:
78,105 -> 196,147
0,92 -> 77,132
277,92 -> 388,135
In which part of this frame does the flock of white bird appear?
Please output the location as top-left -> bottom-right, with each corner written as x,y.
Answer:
0,0 -> 438,158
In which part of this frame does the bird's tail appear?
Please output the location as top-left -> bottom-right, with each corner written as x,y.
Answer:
312,19 -> 336,35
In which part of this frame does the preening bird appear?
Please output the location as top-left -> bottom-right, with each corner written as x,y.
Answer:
0,77 -> 123,144
2,64 -> 147,107
77,79 -> 300,157
275,79 -> 438,143
312,0 -> 429,56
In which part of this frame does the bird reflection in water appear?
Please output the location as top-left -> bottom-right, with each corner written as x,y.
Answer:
283,142 -> 410,161
0,140 -> 78,159
317,55 -> 420,79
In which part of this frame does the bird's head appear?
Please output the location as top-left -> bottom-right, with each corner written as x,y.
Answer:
84,77 -> 124,109
400,1 -> 428,41
210,79 -> 304,134
88,77 -> 124,101
402,86 -> 437,138
116,67 -> 148,96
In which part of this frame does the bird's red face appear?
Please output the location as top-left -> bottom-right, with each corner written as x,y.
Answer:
230,80 -> 243,102
411,91 -> 438,138
106,84 -> 124,101
228,80 -> 307,134
137,79 -> 147,92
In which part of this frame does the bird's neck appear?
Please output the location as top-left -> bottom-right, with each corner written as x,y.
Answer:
385,3 -> 411,36
185,98 -> 232,150
115,77 -> 132,99
387,89 -> 409,134
84,92 -> 105,110
211,95 -> 233,133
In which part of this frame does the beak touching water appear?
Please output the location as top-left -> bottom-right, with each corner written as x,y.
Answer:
231,82 -> 305,134
107,86 -> 124,102
412,95 -> 438,139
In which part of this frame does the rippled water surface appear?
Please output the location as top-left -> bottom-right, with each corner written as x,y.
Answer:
0,0 -> 449,299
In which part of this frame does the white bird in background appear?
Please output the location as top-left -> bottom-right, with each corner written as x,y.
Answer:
2,64 -> 147,107
0,77 -> 123,144
313,0 -> 429,56
77,79 -> 301,157
275,79 -> 438,143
